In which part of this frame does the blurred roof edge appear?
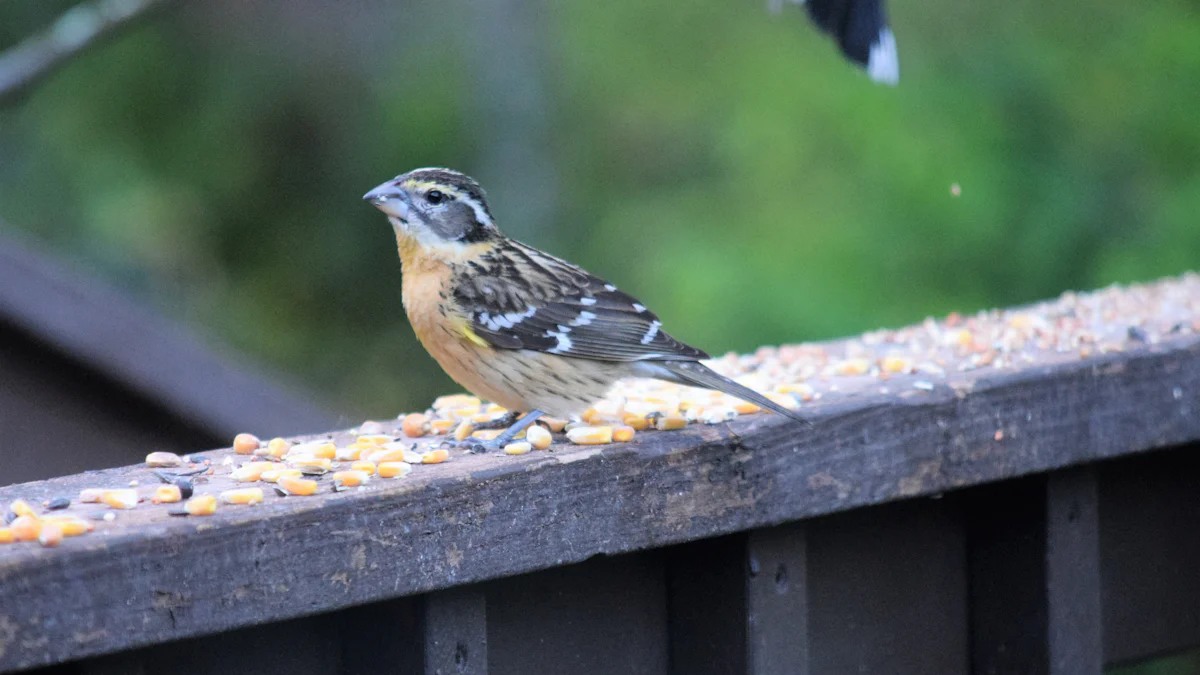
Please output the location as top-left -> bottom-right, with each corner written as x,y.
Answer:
0,223 -> 340,438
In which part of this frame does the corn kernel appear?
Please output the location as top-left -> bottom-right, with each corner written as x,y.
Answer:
377,461 -> 413,478
566,426 -> 614,445
277,475 -> 318,496
655,414 -> 688,431
526,425 -> 552,450
38,522 -> 63,548
622,414 -> 650,431
8,499 -> 34,517
145,451 -> 183,468
79,488 -> 105,504
261,468 -> 302,483
100,489 -> 139,510
732,401 -> 761,415
401,413 -> 428,437
881,356 -> 913,373
43,516 -> 92,537
835,358 -> 871,376
430,419 -> 455,435
351,461 -> 377,475
454,420 -> 474,442
333,470 -> 370,488
266,437 -> 292,458
421,449 -> 449,464
290,440 -> 336,459
486,403 -> 507,414
581,407 -> 599,424
471,429 -> 503,441
220,488 -> 264,505
152,485 -> 183,504
10,515 -> 41,541
230,462 -> 273,482
184,494 -> 217,516
775,382 -> 815,400
504,442 -> 532,455
233,433 -> 261,455
433,394 -> 481,410
288,457 -> 332,472
471,413 -> 496,424
541,417 -> 568,433
335,446 -> 363,461
0,528 -> 14,544
366,448 -> 406,464
355,434 -> 393,447
612,426 -> 636,442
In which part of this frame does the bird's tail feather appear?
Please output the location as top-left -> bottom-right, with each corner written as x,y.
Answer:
650,361 -> 809,425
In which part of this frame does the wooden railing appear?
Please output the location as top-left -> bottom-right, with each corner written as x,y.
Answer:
2,276 -> 1199,675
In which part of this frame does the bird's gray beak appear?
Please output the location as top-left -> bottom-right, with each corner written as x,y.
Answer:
363,181 -> 411,221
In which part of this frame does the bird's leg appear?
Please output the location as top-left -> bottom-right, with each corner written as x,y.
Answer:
490,410 -> 545,448
447,410 -> 546,452
472,410 -> 522,430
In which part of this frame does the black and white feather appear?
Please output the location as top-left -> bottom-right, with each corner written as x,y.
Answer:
457,242 -> 708,362
781,0 -> 899,85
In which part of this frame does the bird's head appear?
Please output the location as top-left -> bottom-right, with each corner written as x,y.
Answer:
363,168 -> 499,247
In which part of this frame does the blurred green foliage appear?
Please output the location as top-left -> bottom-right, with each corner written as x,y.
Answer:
1,0 -> 1198,420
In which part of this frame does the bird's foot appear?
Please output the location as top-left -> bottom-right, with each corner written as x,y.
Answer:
471,411 -> 522,431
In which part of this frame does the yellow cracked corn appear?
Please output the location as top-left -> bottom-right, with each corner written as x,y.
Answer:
351,461 -> 377,475
454,420 -> 475,442
8,499 -> 34,518
612,426 -> 636,443
220,488 -> 264,505
145,451 -> 183,468
566,426 -> 613,445
100,489 -> 139,510
38,522 -> 63,548
526,425 -> 552,451
429,419 -> 456,435
267,437 -> 292,458
278,475 -> 318,496
0,528 -> 14,544
10,516 -> 40,542
421,449 -> 449,464
79,488 -> 105,504
42,516 -> 92,537
654,414 -> 687,431
153,485 -> 183,504
503,442 -> 532,455
378,461 -> 413,478
261,468 -> 302,483
401,413 -> 428,437
333,470 -> 370,488
233,433 -> 261,455
289,457 -> 332,472
184,494 -> 217,516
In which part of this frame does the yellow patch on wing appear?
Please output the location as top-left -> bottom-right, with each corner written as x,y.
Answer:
454,318 -> 492,349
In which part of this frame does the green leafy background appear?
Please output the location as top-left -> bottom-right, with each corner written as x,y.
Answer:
2,0 -> 1198,425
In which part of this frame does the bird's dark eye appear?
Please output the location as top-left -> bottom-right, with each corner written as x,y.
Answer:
425,190 -> 445,205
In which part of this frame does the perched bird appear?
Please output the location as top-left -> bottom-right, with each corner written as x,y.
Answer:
363,168 -> 806,447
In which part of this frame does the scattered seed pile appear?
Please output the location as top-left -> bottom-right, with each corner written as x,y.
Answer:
2,274 -> 1197,548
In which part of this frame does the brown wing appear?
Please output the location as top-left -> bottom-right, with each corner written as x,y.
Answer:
454,241 -> 708,362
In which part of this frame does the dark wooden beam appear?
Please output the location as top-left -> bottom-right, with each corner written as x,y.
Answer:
0,334 -> 1197,672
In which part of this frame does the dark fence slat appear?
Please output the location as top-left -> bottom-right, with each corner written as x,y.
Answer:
1046,468 -> 1104,675
1099,445 -> 1200,666
807,499 -> 969,675
424,588 -> 488,675
967,478 -> 1051,675
487,552 -> 668,675
746,523 -> 809,675
668,535 -> 749,675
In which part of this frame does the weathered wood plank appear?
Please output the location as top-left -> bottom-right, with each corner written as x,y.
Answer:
0,334 -> 1197,672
